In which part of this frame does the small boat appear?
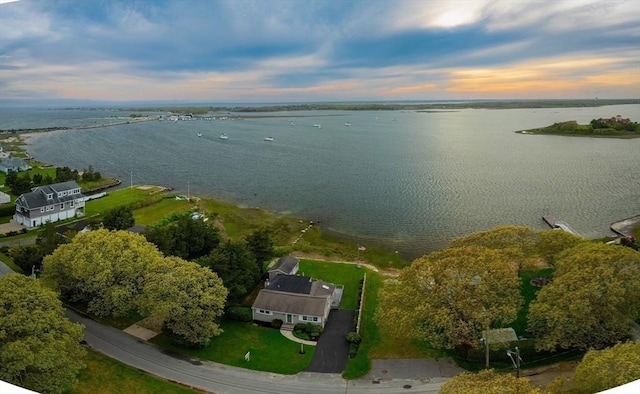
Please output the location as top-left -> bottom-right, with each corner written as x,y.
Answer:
219,134 -> 229,140
313,124 -> 321,128
263,137 -> 274,141
344,122 -> 351,126
197,133 -> 202,137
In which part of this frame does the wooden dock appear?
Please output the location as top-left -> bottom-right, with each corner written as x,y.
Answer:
542,215 -> 579,236
542,215 -> 557,229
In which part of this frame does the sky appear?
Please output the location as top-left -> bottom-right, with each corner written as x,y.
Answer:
0,0 -> 639,104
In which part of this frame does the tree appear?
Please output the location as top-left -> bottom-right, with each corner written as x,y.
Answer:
10,173 -> 32,195
102,206 -> 135,231
139,257 -> 227,347
528,244 -> 640,351
570,341 -> 640,393
245,229 -> 275,267
10,245 -> 44,273
144,216 -> 220,260
32,172 -> 43,185
0,274 -> 85,394
37,221 -> 69,256
536,230 -> 585,265
5,169 -> 18,189
198,240 -> 260,303
55,166 -> 78,182
439,369 -> 541,394
376,246 -> 522,349
43,229 -> 164,317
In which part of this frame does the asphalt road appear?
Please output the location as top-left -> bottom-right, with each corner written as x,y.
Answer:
66,309 -> 447,393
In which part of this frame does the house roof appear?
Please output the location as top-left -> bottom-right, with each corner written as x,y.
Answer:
269,256 -> 299,275
267,275 -> 312,294
17,181 -> 83,210
252,290 -> 329,317
0,157 -> 28,167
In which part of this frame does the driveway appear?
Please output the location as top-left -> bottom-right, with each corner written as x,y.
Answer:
306,309 -> 354,373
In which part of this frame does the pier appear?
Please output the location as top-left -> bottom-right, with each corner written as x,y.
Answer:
542,215 -> 579,236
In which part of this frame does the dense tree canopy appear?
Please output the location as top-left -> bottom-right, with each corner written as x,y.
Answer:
245,229 -> 275,266
139,257 -> 227,347
43,229 -> 164,317
102,206 -> 135,231
377,245 -> 522,349
570,341 -> 640,393
528,244 -> 640,351
439,369 -> 541,394
144,216 -> 220,260
0,274 -> 85,394
11,222 -> 68,274
198,240 -> 260,304
42,229 -> 228,347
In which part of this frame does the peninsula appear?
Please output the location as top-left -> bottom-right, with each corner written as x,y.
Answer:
516,116 -> 640,138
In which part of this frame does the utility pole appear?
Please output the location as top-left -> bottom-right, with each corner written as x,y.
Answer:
480,337 -> 489,368
516,346 -> 520,378
507,346 -> 522,378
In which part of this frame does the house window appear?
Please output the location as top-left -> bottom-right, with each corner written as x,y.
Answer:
258,309 -> 272,315
70,200 -> 74,208
313,317 -> 319,322
47,193 -> 53,199
301,316 -> 318,322
60,203 -> 64,209
40,207 -> 45,213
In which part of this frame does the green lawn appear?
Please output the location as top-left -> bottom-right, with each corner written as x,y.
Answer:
134,198 -> 193,226
85,187 -> 165,216
299,260 -> 364,310
71,348 -> 200,394
153,320 -> 314,375
0,251 -> 22,274
511,268 -> 555,335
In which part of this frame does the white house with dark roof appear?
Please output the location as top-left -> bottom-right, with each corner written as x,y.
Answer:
251,272 -> 342,328
14,181 -> 85,228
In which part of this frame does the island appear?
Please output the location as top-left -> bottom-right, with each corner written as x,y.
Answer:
516,116 -> 640,138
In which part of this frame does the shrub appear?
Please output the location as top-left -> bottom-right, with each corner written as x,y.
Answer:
349,342 -> 359,358
226,306 -> 253,322
346,331 -> 361,344
271,319 -> 283,329
294,323 -> 307,332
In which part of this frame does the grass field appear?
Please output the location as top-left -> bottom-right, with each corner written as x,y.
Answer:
70,348 -> 200,394
153,319 -> 315,375
511,268 -> 555,335
298,260 -> 364,310
133,198 -> 193,226
85,187 -> 165,216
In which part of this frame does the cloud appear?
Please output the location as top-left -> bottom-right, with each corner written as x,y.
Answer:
0,0 -> 638,102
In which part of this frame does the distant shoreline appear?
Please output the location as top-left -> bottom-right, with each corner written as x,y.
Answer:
120,99 -> 640,114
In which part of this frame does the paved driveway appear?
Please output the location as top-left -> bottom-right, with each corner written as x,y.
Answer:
306,309 -> 354,373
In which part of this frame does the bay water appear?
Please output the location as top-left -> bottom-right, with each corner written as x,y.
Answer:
5,104 -> 639,259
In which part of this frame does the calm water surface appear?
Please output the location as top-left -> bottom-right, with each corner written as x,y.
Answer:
6,105 -> 640,259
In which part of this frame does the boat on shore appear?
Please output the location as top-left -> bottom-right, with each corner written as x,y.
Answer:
197,133 -> 202,137
219,134 -> 229,140
313,124 -> 322,128
344,122 -> 351,126
263,137 -> 274,141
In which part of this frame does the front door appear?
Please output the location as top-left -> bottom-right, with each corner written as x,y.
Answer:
286,314 -> 292,324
